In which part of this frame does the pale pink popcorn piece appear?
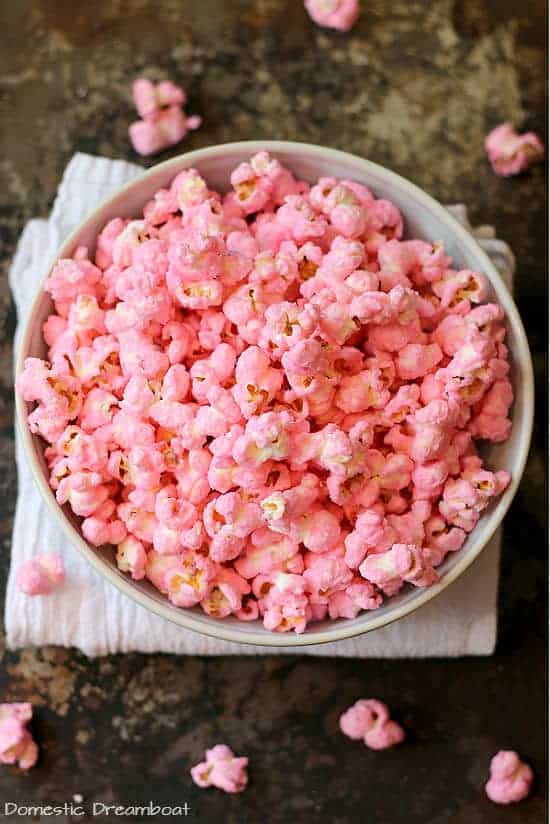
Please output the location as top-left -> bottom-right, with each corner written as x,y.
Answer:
132,78 -> 186,118
485,750 -> 533,804
191,745 -> 248,794
304,0 -> 360,31
163,553 -> 216,608
340,699 -> 405,750
396,343 -> 443,381
16,554 -> 65,596
359,543 -> 439,594
260,572 -> 311,634
201,568 -> 250,618
485,123 -> 544,177
328,580 -> 382,618
116,536 -> 147,580
303,555 -> 353,603
129,107 -> 201,157
0,703 -> 39,770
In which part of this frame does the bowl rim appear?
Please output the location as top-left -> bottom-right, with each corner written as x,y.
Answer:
14,140 -> 534,647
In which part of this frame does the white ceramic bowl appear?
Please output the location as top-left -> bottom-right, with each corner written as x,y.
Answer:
15,141 -> 534,647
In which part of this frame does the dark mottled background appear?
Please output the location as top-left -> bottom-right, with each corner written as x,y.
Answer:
0,1 -> 547,822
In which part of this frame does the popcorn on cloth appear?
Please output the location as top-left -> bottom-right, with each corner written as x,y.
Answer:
17,150 -> 514,633
485,750 -> 533,805
339,699 -> 405,750
129,78 -> 201,157
0,703 -> 39,769
190,745 -> 248,793
485,123 -> 544,177
16,554 -> 65,596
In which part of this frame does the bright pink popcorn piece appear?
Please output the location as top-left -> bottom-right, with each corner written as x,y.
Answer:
485,750 -> 533,805
20,150 -> 514,633
191,745 -> 248,794
485,123 -> 544,177
304,0 -> 360,31
16,554 -> 65,596
339,699 -> 405,750
0,703 -> 39,769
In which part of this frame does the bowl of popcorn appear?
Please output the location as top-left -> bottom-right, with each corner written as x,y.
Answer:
15,141 -> 534,645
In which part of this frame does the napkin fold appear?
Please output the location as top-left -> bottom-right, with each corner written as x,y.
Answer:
7,153 -> 514,657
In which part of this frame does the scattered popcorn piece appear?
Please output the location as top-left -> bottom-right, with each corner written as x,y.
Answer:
0,703 -> 39,769
485,123 -> 544,177
132,78 -> 186,118
18,150 -> 514,633
129,77 -> 201,157
191,745 -> 248,793
485,750 -> 534,805
129,108 -> 201,157
304,0 -> 360,32
339,699 -> 405,750
16,554 -> 65,596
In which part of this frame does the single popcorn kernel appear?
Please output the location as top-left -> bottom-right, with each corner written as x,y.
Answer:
0,703 -> 39,769
339,698 -> 405,750
304,0 -> 360,32
191,745 -> 248,793
18,150 -> 514,633
485,750 -> 533,805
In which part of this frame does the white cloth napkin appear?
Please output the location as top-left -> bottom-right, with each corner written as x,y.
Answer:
6,153 -> 515,658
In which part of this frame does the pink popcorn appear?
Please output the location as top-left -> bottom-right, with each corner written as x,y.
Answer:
203,492 -> 263,562
423,515 -> 466,563
396,343 -> 443,381
260,572 -> 311,633
129,107 -> 201,157
485,123 -> 544,177
303,555 -> 353,603
16,554 -> 65,596
116,535 -> 147,580
132,78 -> 186,118
233,346 -> 283,417
0,703 -> 39,769
83,510 -> 126,546
275,195 -> 328,243
45,257 -> 102,306
20,152 -> 514,633
359,543 -> 439,594
163,553 -> 215,607
191,745 -> 248,794
335,369 -> 390,413
235,529 -> 300,578
363,199 -> 404,254
129,78 -> 201,157
438,478 -> 482,532
339,699 -> 405,750
345,506 -> 396,568
201,568 -> 250,618
260,301 -> 318,355
328,579 -> 382,618
434,269 -> 486,311
485,750 -> 533,805
304,0 -> 360,32
411,460 -> 449,500
469,379 -> 513,442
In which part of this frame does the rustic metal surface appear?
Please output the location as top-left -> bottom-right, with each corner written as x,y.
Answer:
0,1 -> 546,821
